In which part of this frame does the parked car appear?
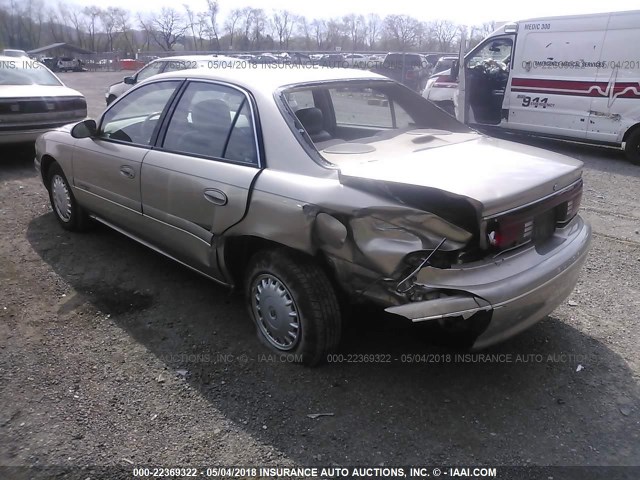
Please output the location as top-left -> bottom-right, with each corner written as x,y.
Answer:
288,52 -> 312,65
422,56 -> 460,115
318,54 -> 346,68
105,55 -> 237,104
249,54 -> 280,65
2,49 -> 28,58
55,57 -> 84,72
343,53 -> 369,68
0,55 -> 86,145
35,67 -> 591,365
371,52 -> 431,92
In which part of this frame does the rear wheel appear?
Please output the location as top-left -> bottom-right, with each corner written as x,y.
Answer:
47,162 -> 90,231
245,249 -> 342,366
624,129 -> 640,165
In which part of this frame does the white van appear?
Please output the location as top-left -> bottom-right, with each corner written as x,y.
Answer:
450,10 -> 640,164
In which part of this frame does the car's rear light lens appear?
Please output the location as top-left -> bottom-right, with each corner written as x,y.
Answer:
555,188 -> 583,225
487,180 -> 583,251
432,75 -> 457,88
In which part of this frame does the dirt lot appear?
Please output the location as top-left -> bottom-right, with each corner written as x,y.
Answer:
1,71 -> 639,476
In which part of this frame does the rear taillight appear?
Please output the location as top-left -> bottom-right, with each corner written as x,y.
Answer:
432,75 -> 457,87
555,189 -> 583,225
487,181 -> 583,251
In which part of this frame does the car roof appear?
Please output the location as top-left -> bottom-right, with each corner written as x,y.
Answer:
151,65 -> 388,93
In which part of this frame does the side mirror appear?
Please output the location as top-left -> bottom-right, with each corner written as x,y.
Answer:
71,119 -> 97,139
124,76 -> 135,85
450,59 -> 459,80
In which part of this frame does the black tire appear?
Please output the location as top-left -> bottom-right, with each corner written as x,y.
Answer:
47,162 -> 90,231
624,129 -> 640,165
245,249 -> 342,366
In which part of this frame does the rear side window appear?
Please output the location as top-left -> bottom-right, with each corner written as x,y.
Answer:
162,82 -> 258,165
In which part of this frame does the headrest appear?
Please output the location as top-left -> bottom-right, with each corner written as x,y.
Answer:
295,107 -> 324,135
191,99 -> 231,131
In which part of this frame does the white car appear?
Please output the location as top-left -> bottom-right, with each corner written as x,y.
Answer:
3,49 -> 28,58
105,55 -> 238,105
422,57 -> 459,115
0,55 -> 86,145
343,54 -> 369,69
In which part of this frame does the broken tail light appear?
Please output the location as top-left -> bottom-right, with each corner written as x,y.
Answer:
487,181 -> 583,251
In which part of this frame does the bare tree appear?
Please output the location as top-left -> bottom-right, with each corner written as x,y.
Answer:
100,7 -> 119,52
137,13 -> 153,51
114,8 -> 134,54
224,8 -> 242,50
183,4 -> 197,50
251,8 -> 267,49
343,14 -> 366,50
296,15 -> 312,51
204,0 -> 220,50
366,13 -> 381,50
239,7 -> 254,50
67,8 -> 87,48
271,9 -> 294,49
148,7 -> 187,52
19,0 -> 45,49
384,14 -> 421,50
430,19 -> 458,51
310,19 -> 326,50
82,6 -> 102,51
468,21 -> 496,48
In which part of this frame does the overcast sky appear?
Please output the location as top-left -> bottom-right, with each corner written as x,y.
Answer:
64,0 -> 637,25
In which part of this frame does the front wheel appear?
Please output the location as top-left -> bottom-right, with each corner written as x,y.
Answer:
47,162 -> 90,231
245,249 -> 342,366
624,129 -> 640,165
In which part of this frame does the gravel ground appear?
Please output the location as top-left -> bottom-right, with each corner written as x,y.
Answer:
0,71 -> 639,475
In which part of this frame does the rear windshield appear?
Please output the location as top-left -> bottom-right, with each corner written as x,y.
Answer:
281,79 -> 469,150
0,61 -> 62,86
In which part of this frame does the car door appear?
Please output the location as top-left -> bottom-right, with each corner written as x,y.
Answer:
71,80 -> 182,229
140,80 -> 262,275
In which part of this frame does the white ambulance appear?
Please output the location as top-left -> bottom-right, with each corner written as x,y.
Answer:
449,10 -> 640,164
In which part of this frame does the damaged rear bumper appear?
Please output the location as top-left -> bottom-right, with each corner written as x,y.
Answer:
385,215 -> 591,349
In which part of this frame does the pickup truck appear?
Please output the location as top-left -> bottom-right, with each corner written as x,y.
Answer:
370,53 -> 431,92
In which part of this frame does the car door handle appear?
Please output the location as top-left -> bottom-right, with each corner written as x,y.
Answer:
120,165 -> 135,179
203,189 -> 227,206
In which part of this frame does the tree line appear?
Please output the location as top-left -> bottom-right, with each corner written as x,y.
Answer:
0,0 -> 496,55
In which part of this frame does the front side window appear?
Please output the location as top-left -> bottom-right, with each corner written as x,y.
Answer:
136,61 -> 165,82
162,82 -> 258,165
100,81 -> 180,145
467,38 -> 513,69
